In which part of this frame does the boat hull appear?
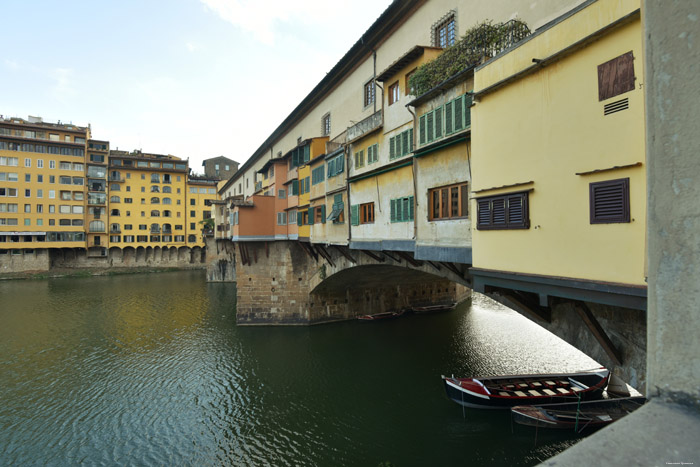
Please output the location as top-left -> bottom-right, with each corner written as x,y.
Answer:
511,396 -> 646,429
442,369 -> 609,410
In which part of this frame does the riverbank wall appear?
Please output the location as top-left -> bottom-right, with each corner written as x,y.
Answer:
205,237 -> 236,282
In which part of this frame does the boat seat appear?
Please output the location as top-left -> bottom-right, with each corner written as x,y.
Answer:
514,391 -> 527,397
528,390 -> 542,397
504,384 -> 515,390
531,382 -> 543,388
498,391 -> 510,396
572,386 -> 583,393
556,388 -> 569,394
558,380 -> 570,386
544,380 -> 556,386
542,389 -> 557,396
517,383 -> 529,388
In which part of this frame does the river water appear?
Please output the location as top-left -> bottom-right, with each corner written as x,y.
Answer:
0,270 -> 599,466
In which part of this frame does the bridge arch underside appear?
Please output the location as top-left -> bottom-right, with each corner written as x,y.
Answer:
309,264 -> 471,323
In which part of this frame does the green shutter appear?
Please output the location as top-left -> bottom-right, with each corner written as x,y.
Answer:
419,115 -> 426,146
292,151 -> 298,168
334,193 -> 342,204
351,204 -> 359,226
445,101 -> 454,135
308,206 -> 314,224
338,154 -> 344,173
292,180 -> 298,195
390,199 -> 397,223
435,106 -> 443,139
409,129 -> 414,152
454,95 -> 464,131
327,159 -> 334,177
303,145 -> 310,163
402,130 -> 409,156
389,136 -> 395,159
465,94 -> 473,128
297,211 -> 302,226
427,111 -> 434,142
321,205 -> 326,224
305,177 -> 310,193
396,134 -> 402,158
409,196 -> 414,221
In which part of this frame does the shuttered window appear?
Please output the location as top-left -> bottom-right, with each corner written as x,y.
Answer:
327,153 -> 344,178
590,178 -> 630,224
476,191 -> 530,230
428,182 -> 468,220
367,144 -> 378,164
354,150 -> 365,169
598,51 -> 635,101
389,129 -> 413,160
351,204 -> 360,226
311,166 -> 325,185
314,205 -> 326,224
360,202 -> 374,224
390,196 -> 414,223
420,93 -> 472,145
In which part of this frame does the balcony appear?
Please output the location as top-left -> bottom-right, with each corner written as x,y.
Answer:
109,175 -> 123,182
110,228 -> 121,234
347,110 -> 382,143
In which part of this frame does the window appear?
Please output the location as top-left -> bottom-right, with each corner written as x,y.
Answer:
354,150 -> 364,169
389,82 -> 400,105
277,212 -> 287,225
598,52 -> 635,101
322,113 -> 331,136
0,188 -> 18,197
328,194 -> 345,223
312,166 -> 325,185
433,13 -> 456,48
327,153 -> 345,178
364,80 -> 375,107
278,189 -> 286,199
367,144 -> 379,164
476,191 -> 530,230
24,204 -> 31,213
24,158 -> 31,168
49,160 -> 55,169
590,178 -> 630,224
405,68 -> 417,96
190,199 -> 195,205
419,94 -> 472,146
25,189 -> 30,198
390,196 -> 414,223
313,205 -> 326,224
190,222 -> 196,230
429,182 -> 469,221
389,129 -> 414,159
288,210 -> 297,225
37,159 -> 44,168
351,202 -> 374,225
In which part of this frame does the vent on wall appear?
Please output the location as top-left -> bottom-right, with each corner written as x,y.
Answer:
604,98 -> 629,116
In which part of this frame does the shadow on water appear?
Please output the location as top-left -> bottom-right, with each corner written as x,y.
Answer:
0,272 -> 596,466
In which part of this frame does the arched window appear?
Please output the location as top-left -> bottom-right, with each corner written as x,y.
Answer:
150,210 -> 160,217
188,235 -> 197,242
89,220 -> 105,232
162,186 -> 172,193
110,196 -> 120,203
150,197 -> 160,204
162,197 -> 172,205
110,209 -> 120,216
110,223 -> 121,232
150,186 -> 160,193
163,210 -> 172,217
163,223 -> 172,233
151,174 -> 160,183
151,223 -> 160,232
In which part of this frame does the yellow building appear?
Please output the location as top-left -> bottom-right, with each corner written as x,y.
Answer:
1,116 -> 89,255
470,0 -> 646,309
186,176 -> 219,246
107,150 -> 189,248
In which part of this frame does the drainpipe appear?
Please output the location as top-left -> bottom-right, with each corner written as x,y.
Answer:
373,50 -> 377,114
406,104 -> 419,241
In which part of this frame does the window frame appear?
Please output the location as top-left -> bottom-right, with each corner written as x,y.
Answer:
360,202 -> 374,224
388,81 -> 400,106
590,178 -> 630,224
428,182 -> 469,221
364,79 -> 375,108
476,190 -> 530,230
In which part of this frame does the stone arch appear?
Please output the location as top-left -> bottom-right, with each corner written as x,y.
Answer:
109,247 -> 122,263
136,246 -> 146,263
178,246 -> 189,262
123,246 -> 135,264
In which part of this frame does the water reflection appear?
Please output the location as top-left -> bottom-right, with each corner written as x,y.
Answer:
0,272 -> 597,466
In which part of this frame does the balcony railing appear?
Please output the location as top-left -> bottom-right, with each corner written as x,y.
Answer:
347,110 -> 382,142
108,175 -> 123,182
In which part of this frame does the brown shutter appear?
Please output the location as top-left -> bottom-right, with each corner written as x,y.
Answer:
590,178 -> 630,223
598,52 -> 635,101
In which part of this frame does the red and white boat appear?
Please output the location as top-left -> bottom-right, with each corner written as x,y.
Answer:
441,368 -> 609,409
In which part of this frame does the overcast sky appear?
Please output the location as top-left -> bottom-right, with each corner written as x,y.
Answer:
1,0 -> 392,173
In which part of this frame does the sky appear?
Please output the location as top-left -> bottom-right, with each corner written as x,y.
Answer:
1,0 -> 392,173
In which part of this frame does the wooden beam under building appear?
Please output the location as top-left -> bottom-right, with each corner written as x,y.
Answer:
574,301 -> 623,366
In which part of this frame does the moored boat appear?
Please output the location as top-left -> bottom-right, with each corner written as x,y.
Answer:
511,396 -> 646,430
412,302 -> 456,314
357,309 -> 406,321
441,368 -> 609,409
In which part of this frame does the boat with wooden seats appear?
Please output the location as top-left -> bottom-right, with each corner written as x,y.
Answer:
357,309 -> 407,321
441,368 -> 609,409
511,396 -> 646,430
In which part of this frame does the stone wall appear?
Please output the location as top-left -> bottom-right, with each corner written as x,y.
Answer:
204,237 -> 236,282
235,240 -> 471,325
0,249 -> 50,273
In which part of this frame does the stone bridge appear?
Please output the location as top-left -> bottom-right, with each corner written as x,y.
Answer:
231,240 -> 471,326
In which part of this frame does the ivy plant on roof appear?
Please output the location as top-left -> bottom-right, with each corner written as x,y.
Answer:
409,19 -> 530,96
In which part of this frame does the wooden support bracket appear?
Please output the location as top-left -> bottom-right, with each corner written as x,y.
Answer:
316,244 -> 335,267
574,301 -> 623,366
492,289 -> 552,323
382,251 -> 401,263
298,241 -> 318,261
333,245 -> 356,264
427,261 -> 441,271
441,262 -> 462,277
396,251 -> 422,267
362,250 -> 385,262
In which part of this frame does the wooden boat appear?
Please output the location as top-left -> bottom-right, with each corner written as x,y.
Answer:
441,368 -> 609,409
357,309 -> 406,321
412,302 -> 456,314
511,396 -> 646,430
